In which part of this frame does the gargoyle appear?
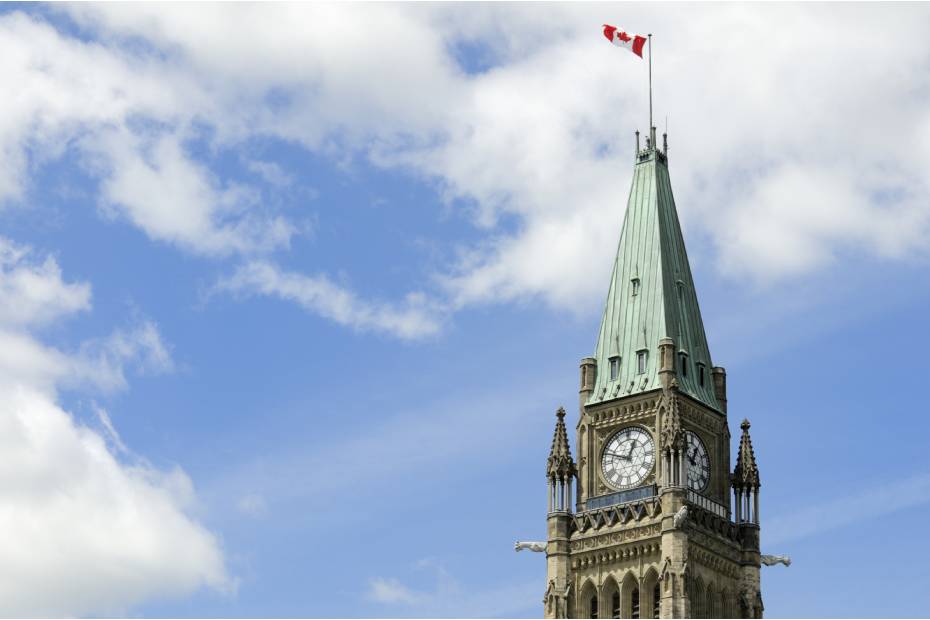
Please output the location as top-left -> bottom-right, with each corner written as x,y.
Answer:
515,541 -> 546,553
672,506 -> 688,529
761,554 -> 791,567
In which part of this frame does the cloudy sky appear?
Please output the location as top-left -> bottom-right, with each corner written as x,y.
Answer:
1,2 -> 929,617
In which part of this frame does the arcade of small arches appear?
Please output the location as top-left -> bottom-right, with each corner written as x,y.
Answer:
574,570 -> 745,619
576,570 -> 660,619
685,575 -> 742,620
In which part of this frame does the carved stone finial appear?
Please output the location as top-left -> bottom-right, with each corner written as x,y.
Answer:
660,393 -> 684,450
733,417 -> 760,489
547,407 -> 576,478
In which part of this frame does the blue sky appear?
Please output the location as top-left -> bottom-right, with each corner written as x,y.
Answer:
0,3 -> 929,617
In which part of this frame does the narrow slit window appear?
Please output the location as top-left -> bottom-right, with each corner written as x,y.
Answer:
609,356 -> 620,381
631,278 -> 641,296
637,350 -> 648,375
680,353 -> 688,377
698,364 -> 706,387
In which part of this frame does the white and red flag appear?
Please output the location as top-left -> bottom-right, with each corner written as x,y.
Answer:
602,24 -> 646,58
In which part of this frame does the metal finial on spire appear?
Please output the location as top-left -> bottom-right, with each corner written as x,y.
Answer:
648,34 -> 653,134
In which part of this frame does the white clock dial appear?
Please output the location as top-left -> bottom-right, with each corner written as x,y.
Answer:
601,427 -> 655,489
685,430 -> 710,491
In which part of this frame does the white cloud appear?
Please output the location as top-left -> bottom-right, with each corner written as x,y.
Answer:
54,4 -> 930,315
0,238 -> 230,616
214,261 -> 444,340
245,159 -> 293,188
0,239 -> 174,395
367,561 -> 538,618
4,5 -> 930,336
93,403 -> 129,455
369,577 -> 422,605
0,320 -> 175,398
70,319 -> 176,393
0,385 -> 231,617
765,471 -> 930,547
0,237 -> 91,327
236,493 -> 268,519
0,11 -> 291,257
91,129 -> 295,257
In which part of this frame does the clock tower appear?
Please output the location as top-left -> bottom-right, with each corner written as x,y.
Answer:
542,128 -> 763,619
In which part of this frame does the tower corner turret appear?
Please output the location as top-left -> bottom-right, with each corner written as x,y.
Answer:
712,366 -> 728,413
579,357 -> 596,410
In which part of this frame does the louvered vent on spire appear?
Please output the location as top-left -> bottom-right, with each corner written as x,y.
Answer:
547,407 -> 576,478
733,419 -> 761,489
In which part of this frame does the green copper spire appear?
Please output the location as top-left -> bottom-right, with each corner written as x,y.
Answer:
588,139 -> 720,410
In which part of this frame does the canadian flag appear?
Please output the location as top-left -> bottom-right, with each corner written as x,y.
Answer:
602,24 -> 646,58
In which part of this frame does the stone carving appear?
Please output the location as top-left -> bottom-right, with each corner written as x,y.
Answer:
544,579 -> 571,617
673,506 -> 689,529
515,541 -> 546,553
660,393 -> 684,450
761,554 -> 791,567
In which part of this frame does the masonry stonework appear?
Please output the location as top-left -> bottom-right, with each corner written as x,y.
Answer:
542,129 -> 764,619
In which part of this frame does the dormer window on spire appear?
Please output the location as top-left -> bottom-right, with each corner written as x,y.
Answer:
631,278 -> 640,296
679,352 -> 689,377
609,356 -> 621,381
636,350 -> 648,375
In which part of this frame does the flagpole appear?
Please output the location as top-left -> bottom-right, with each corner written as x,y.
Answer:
648,33 -> 653,134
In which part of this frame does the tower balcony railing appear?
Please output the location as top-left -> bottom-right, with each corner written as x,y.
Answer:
686,489 -> 729,519
584,484 -> 656,511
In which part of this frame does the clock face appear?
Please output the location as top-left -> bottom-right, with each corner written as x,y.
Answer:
601,427 -> 655,489
685,430 -> 710,491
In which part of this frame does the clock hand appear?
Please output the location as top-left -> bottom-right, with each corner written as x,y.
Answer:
626,440 -> 636,458
605,451 -> 632,461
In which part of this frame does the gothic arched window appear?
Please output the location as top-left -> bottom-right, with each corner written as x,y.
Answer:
631,587 -> 640,619
653,582 -> 660,618
590,594 -> 598,619
611,591 -> 620,619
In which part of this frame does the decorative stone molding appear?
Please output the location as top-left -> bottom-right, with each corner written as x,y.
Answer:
570,497 -> 662,534
587,396 -> 660,427
570,522 -> 663,552
570,540 -> 662,569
